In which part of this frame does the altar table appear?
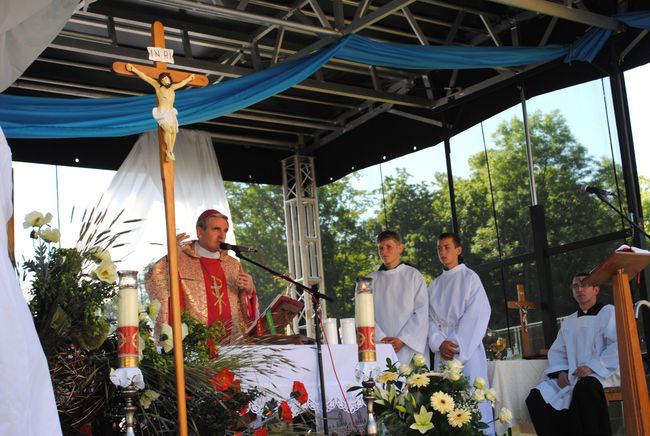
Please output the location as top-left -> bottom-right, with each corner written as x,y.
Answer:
488,359 -> 548,435
236,344 -> 398,434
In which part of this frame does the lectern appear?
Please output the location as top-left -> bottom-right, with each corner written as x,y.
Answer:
585,251 -> 650,436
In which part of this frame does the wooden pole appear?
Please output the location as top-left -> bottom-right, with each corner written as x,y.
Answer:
158,128 -> 188,436
611,269 -> 650,435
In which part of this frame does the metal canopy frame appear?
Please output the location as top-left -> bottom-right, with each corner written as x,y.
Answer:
6,0 -> 650,185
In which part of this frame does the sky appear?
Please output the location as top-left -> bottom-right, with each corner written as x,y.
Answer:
9,64 -> 650,287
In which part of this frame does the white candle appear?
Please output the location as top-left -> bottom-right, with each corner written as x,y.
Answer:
118,287 -> 139,327
340,318 -> 356,344
323,318 -> 339,344
355,292 -> 375,327
117,271 -> 139,368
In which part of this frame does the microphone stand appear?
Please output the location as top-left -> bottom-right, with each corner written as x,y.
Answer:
594,192 -> 650,241
234,250 -> 334,435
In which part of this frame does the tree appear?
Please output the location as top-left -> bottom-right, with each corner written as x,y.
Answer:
224,182 -> 288,310
317,174 -> 375,318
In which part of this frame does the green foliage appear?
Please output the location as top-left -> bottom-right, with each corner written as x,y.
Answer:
224,182 -> 289,311
23,218 -> 119,355
222,109 -> 646,335
318,174 -> 376,318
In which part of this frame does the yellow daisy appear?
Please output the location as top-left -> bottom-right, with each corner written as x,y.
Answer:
430,391 -> 455,414
376,371 -> 398,384
406,373 -> 430,388
447,408 -> 472,428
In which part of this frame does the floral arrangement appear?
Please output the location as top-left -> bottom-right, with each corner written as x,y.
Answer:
21,209 -> 127,432
21,209 -> 313,435
23,210 -> 120,354
371,354 -> 512,435
123,300 -> 313,436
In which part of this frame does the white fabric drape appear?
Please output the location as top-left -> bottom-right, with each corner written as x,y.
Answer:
0,127 -> 62,435
0,0 -> 79,92
101,129 -> 233,271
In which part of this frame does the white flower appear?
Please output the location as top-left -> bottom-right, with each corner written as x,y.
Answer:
398,363 -> 413,376
448,371 -> 462,381
485,388 -> 497,405
38,227 -> 60,243
498,407 -> 513,424
473,389 -> 486,402
91,247 -> 112,263
412,353 -> 426,368
23,211 -> 53,228
446,359 -> 464,373
95,259 -> 118,283
139,389 -> 161,409
474,377 -> 486,390
160,323 -> 189,353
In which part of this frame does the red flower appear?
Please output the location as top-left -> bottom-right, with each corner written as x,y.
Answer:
253,428 -> 268,436
291,380 -> 308,405
207,340 -> 219,359
239,403 -> 249,416
210,368 -> 236,392
279,400 -> 293,422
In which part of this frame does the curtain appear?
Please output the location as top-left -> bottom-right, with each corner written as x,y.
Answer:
1,12 -> 649,139
100,129 -> 234,271
0,0 -> 78,92
0,126 -> 61,435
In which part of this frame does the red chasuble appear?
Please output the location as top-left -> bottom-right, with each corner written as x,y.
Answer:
200,257 -> 233,330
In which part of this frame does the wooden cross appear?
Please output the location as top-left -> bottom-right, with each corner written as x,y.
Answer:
507,284 -> 538,358
112,21 -> 208,436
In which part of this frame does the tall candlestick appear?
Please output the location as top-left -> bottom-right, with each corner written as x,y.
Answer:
355,277 -> 376,362
117,270 -> 139,368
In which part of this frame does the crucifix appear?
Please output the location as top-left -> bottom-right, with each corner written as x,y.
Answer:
112,21 -> 208,436
507,284 -> 538,358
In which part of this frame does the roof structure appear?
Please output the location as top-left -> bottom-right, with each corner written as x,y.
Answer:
5,0 -> 650,185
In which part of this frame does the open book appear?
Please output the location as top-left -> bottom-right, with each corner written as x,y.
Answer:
246,294 -> 304,337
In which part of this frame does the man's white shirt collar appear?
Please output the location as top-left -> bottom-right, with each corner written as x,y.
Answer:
197,243 -> 221,259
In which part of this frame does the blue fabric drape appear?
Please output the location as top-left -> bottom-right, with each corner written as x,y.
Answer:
1,12 -> 649,139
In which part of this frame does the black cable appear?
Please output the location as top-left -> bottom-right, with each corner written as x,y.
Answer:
600,78 -> 628,242
379,163 -> 389,229
481,122 -> 513,348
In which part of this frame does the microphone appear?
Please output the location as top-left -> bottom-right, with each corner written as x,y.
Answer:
219,242 -> 258,253
581,185 -> 616,197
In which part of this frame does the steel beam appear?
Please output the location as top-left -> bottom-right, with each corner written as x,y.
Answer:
485,0 -> 625,32
344,0 -> 417,35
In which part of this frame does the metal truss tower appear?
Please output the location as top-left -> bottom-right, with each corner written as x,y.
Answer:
281,154 -> 326,338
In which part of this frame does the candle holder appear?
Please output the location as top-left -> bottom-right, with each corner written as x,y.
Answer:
117,270 -> 139,368
354,277 -> 379,436
115,270 -> 143,436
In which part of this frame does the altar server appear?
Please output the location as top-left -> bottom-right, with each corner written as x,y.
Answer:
428,232 -> 492,430
369,229 -> 428,364
526,273 -> 619,436
0,127 -> 62,435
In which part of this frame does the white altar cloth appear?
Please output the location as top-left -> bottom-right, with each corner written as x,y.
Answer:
236,344 -> 398,433
488,359 -> 548,435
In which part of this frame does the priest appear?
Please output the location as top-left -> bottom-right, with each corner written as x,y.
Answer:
369,229 -> 428,364
526,272 -> 619,436
146,209 -> 258,343
428,232 -> 492,430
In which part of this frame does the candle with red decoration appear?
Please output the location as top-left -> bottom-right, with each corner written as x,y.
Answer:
117,270 -> 139,368
355,276 -> 376,362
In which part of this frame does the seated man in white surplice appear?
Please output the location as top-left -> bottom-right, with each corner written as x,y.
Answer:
526,272 -> 620,436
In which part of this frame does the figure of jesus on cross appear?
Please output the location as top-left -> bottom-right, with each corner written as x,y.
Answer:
125,64 -> 194,161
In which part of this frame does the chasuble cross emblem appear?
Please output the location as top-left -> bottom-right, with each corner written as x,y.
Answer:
210,275 -> 225,315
